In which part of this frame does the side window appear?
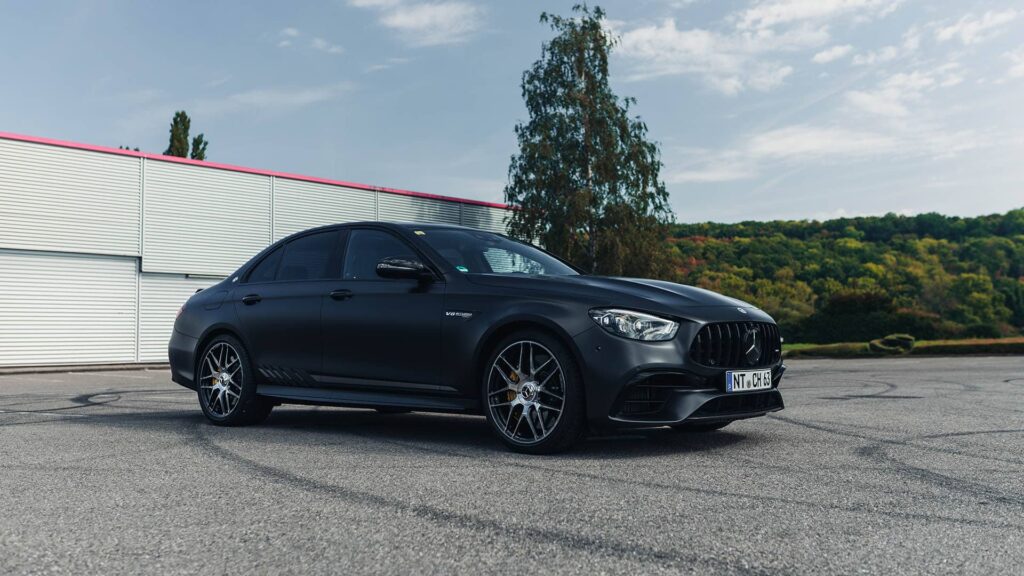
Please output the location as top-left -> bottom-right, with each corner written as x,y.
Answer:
277,231 -> 336,282
247,246 -> 283,283
343,230 -> 418,280
482,247 -> 545,275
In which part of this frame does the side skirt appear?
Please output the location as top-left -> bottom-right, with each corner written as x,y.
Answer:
256,384 -> 479,413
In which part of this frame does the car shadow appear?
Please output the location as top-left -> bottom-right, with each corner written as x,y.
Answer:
252,407 -> 754,459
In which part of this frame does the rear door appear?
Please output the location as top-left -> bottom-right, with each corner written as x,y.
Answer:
320,228 -> 445,388
234,229 -> 342,384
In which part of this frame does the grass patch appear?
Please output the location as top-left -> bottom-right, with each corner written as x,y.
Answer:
783,342 -> 874,358
911,337 -> 1024,356
784,336 -> 1024,359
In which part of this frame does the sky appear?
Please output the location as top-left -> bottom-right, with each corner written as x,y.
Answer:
1,0 -> 1022,223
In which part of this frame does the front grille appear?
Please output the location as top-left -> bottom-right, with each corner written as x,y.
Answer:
689,322 -> 781,368
691,390 -> 783,418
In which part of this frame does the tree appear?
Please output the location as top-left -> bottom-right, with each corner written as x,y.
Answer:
190,134 -> 208,161
164,111 -> 191,157
505,4 -> 673,277
163,110 -> 210,160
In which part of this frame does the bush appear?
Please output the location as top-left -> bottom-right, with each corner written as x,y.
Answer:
868,333 -> 915,354
784,342 -> 874,358
786,336 -> 1024,358
911,337 -> 1024,356
961,323 -> 1003,338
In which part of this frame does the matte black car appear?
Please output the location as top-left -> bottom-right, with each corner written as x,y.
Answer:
169,222 -> 784,453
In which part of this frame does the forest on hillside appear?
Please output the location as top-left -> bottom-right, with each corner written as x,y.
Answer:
667,209 -> 1024,343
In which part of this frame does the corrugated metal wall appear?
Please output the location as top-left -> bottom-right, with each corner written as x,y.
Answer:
0,250 -> 138,366
273,178 -> 376,240
143,161 -> 271,277
0,134 -> 510,367
138,274 -> 219,362
460,204 -> 508,234
0,139 -> 141,256
378,193 -> 462,225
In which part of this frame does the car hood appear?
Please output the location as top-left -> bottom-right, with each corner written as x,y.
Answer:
465,274 -> 758,313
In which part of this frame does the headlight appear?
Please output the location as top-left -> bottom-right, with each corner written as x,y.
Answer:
588,308 -> 679,342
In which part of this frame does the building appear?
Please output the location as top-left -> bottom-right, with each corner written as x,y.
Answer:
0,132 -> 510,367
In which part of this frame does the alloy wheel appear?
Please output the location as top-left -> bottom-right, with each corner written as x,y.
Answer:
199,342 -> 243,417
487,340 -> 566,445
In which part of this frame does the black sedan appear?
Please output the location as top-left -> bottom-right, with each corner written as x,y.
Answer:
169,222 -> 784,453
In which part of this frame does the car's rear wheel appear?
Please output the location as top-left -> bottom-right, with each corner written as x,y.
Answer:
196,335 -> 272,426
482,331 -> 585,454
671,421 -> 731,433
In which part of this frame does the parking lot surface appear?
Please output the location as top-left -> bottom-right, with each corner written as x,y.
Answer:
1,357 -> 1022,575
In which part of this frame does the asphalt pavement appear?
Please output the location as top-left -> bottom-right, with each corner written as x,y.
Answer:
1,356 -> 1022,575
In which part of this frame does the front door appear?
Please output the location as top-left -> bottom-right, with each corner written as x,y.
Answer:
234,229 -> 341,384
320,228 -> 445,388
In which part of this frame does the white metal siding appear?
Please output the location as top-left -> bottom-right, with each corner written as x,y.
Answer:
460,204 -> 508,233
0,139 -> 141,256
143,161 -> 271,276
0,250 -> 138,366
138,273 -> 219,362
377,193 -> 461,225
273,178 -> 377,240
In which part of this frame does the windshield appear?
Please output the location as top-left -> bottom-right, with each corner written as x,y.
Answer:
415,229 -> 579,276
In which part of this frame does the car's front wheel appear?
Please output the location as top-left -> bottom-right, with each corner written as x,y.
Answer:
196,335 -> 273,426
482,331 -> 585,454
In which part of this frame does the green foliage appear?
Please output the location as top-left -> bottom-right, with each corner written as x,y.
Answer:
669,209 -> 1024,343
505,4 -> 673,277
190,134 -> 208,161
785,337 -> 1024,358
868,334 -> 915,354
164,111 -> 191,157
163,111 -> 210,160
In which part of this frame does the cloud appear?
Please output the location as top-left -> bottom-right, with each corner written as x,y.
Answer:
311,37 -> 345,54
365,57 -> 411,73
667,163 -> 756,184
351,1 -> 484,46
616,0 -> 904,93
616,18 -> 826,93
734,0 -> 901,30
935,9 -> 1019,45
746,125 -> 900,160
277,27 -> 300,48
812,44 -> 852,63
1006,46 -> 1024,79
851,25 -> 920,66
845,65 -> 963,117
192,83 -> 355,117
349,0 -> 401,7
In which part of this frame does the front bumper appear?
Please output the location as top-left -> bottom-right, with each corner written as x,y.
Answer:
572,325 -> 785,430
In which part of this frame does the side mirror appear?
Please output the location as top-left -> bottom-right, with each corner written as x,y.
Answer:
376,256 -> 433,281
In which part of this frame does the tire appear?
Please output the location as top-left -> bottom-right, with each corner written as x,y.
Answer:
482,330 -> 586,454
671,421 -> 731,433
196,334 -> 273,426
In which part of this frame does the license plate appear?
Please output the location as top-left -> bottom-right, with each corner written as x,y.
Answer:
725,369 -> 773,393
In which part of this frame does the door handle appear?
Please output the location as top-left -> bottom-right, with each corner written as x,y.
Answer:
241,294 -> 262,305
329,289 -> 353,301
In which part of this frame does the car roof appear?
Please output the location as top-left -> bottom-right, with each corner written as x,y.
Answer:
279,221 -> 494,241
